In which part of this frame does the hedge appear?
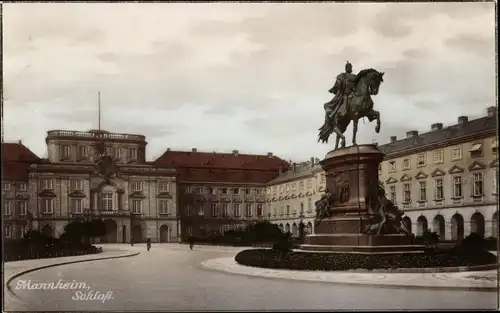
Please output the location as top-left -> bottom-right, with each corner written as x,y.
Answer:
234,247 -> 497,271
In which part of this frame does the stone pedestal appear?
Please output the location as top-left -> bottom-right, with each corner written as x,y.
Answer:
302,145 -> 422,254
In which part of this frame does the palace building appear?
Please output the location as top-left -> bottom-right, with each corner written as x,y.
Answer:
2,129 -> 178,243
153,149 -> 290,241
378,106 -> 498,240
265,158 -> 325,236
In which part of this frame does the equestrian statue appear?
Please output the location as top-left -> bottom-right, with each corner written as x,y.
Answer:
318,61 -> 385,150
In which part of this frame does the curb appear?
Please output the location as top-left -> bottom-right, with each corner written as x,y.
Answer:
200,258 -> 498,292
6,250 -> 140,303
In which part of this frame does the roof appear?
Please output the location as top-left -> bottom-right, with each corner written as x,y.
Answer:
268,162 -> 322,185
378,114 -> 497,157
154,150 -> 291,171
177,167 -> 280,184
2,162 -> 31,181
2,142 -> 40,163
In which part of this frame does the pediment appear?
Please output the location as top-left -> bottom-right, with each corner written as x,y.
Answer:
68,191 -> 86,198
468,161 -> 486,172
129,191 -> 146,199
291,194 -> 297,198
306,192 -> 313,196
415,171 -> 428,180
448,165 -> 464,174
319,186 -> 325,192
490,158 -> 498,168
385,177 -> 398,184
298,192 -> 304,197
400,174 -> 412,182
272,197 -> 277,202
38,190 -> 56,198
156,192 -> 172,199
284,195 -> 290,200
278,196 -> 284,200
431,168 -> 445,177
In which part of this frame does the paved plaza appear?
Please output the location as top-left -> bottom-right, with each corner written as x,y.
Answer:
4,244 -> 499,311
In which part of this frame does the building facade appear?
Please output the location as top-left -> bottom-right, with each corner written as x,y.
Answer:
378,107 -> 498,240
265,158 -> 325,236
3,129 -> 179,243
154,149 -> 290,241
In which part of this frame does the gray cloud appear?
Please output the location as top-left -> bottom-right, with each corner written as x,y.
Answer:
3,3 -> 496,161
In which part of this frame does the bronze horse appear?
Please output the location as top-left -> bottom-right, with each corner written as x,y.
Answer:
318,68 -> 385,150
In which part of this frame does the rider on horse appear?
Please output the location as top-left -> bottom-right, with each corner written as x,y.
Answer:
324,61 -> 357,121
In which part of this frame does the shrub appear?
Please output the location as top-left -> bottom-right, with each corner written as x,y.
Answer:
484,237 -> 498,251
234,247 -> 497,271
459,233 -> 485,252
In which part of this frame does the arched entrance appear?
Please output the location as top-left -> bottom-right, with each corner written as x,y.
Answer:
306,222 -> 313,235
433,215 -> 445,239
416,216 -> 428,236
279,224 -> 284,232
159,225 -> 169,243
402,217 -> 412,234
41,224 -> 53,237
285,223 -> 290,233
102,219 -> 118,243
470,212 -> 485,238
132,225 -> 143,243
292,223 -> 298,237
122,225 -> 127,243
493,212 -> 499,238
451,214 -> 464,241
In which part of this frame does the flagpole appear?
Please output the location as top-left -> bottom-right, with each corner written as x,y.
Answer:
98,91 -> 101,131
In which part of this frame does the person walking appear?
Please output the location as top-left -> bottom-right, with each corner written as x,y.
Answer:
146,237 -> 151,251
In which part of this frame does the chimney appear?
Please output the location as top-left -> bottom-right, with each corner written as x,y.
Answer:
166,148 -> 171,152
458,116 -> 468,124
406,130 -> 418,138
310,157 -> 315,166
487,106 -> 497,117
18,140 -> 22,145
431,123 -> 443,131
293,163 -> 297,172
267,152 -> 273,157
232,150 -> 239,156
192,148 -> 197,152
390,136 -> 397,143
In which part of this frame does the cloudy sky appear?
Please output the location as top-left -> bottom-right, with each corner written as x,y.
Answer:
3,2 -> 496,161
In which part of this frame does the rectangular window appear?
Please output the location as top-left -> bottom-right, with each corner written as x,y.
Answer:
41,179 -> 53,190
19,183 -> 27,191
101,193 -> 113,211
131,200 -> 142,214
307,179 -> 312,188
185,204 -> 192,216
209,187 -> 217,194
3,201 -> 12,216
267,188 -> 271,195
402,158 -> 410,170
434,178 -> 443,200
257,204 -> 263,216
233,188 -> 240,195
403,183 -> 411,203
245,188 -> 251,195
79,146 -> 88,158
492,138 -> 498,154
286,204 -> 290,215
469,143 -> 482,157
451,146 -> 462,160
473,173 -> 484,197
62,145 -> 70,158
131,181 -> 142,191
18,201 -> 27,215
198,205 -> 204,216
246,204 -> 252,217
222,203 -> 229,216
70,199 -> 83,214
417,153 -> 426,166
41,199 -> 54,214
272,187 -> 277,194
389,161 -> 396,172
307,198 -> 312,212
419,181 -> 427,202
389,186 -> 396,203
279,186 -> 284,193
222,188 -> 228,194
3,182 -> 11,191
300,202 -> 304,214
299,181 -> 304,190
112,147 -> 121,159
4,225 -> 12,239
453,176 -> 462,198
211,204 -> 218,217
291,184 -> 296,191
433,150 -> 443,163
197,187 -> 204,194
280,205 -> 284,215
256,188 -> 263,195
159,199 -> 169,214
159,182 -> 169,192
233,204 -> 240,217
20,225 -> 27,237
129,148 -> 137,160
70,179 -> 84,191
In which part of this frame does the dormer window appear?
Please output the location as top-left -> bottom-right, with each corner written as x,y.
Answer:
469,143 -> 483,158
